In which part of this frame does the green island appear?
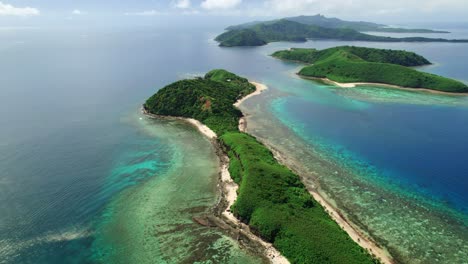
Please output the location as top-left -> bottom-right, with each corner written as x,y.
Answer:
215,19 -> 467,47
272,46 -> 468,93
144,69 -> 378,264
227,14 -> 449,34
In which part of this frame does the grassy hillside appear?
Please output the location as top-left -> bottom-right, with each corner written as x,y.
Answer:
216,19 -> 466,47
272,46 -> 431,66
272,47 -> 468,93
145,70 -> 377,263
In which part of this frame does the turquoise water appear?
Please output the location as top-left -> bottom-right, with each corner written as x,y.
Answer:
90,115 -> 262,263
1,22 -> 468,263
0,25 -> 267,263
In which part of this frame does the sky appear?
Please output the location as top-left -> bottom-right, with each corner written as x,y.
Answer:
0,0 -> 467,27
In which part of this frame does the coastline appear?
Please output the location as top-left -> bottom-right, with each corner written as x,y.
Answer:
141,112 -> 218,139
216,82 -> 288,264
143,80 -> 392,263
259,143 -> 395,264
234,81 -> 268,107
237,82 -> 268,133
237,82 -> 394,264
302,75 -> 468,96
222,82 -> 289,263
142,81 -> 287,264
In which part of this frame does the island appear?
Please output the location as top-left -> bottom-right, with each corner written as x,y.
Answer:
144,69 -> 381,263
227,14 -> 449,34
215,19 -> 468,47
272,46 -> 468,93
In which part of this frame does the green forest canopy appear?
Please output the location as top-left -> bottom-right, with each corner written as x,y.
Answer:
145,69 -> 379,263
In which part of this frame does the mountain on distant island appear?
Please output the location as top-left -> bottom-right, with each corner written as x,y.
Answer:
216,16 -> 466,47
272,46 -> 468,93
227,14 -> 449,34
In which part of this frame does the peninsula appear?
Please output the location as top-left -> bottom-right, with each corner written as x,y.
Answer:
215,19 -> 468,47
272,46 -> 468,93
144,70 -> 381,263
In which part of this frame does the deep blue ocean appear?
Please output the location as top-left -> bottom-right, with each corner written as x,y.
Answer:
0,21 -> 467,263
276,93 -> 468,212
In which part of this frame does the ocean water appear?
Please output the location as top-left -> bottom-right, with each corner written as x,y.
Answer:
0,21 -> 467,263
238,31 -> 468,263
90,115 -> 262,263
0,25 -> 266,263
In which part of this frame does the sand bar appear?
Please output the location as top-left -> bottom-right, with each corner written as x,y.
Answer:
304,76 -> 468,96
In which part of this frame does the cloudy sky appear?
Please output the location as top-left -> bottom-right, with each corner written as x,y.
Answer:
0,0 -> 467,25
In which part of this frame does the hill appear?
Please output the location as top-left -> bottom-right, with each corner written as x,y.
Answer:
144,70 -> 378,263
144,70 -> 255,134
217,29 -> 267,47
272,47 -> 468,93
227,14 -> 449,34
216,20 -> 466,47
272,46 -> 431,66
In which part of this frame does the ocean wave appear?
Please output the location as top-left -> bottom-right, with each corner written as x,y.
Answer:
0,227 -> 92,263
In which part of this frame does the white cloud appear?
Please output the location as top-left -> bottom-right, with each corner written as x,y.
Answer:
0,2 -> 39,16
72,9 -> 83,15
124,10 -> 162,16
173,0 -> 191,9
182,9 -> 200,15
201,0 -> 242,10
259,0 -> 468,20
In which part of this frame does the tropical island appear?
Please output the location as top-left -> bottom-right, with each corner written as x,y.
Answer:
227,14 -> 449,34
272,46 -> 468,93
215,17 -> 468,47
144,69 -> 383,263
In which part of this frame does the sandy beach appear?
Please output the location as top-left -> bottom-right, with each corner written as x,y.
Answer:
308,190 -> 393,264
218,149 -> 289,264
250,137 -> 395,264
218,81 -> 288,264
141,111 -> 217,139
234,81 -> 268,107
237,82 -> 268,132
185,118 -> 217,139
304,76 -> 468,96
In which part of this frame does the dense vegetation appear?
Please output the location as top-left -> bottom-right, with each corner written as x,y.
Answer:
216,19 -> 466,47
227,14 -> 449,34
272,46 -> 431,66
218,29 -> 267,47
144,69 -> 255,134
272,47 -> 468,93
145,70 -> 377,263
221,132 -> 376,264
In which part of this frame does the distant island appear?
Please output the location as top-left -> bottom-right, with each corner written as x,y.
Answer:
227,14 -> 449,34
144,69 -> 380,263
272,46 -> 468,93
215,16 -> 467,47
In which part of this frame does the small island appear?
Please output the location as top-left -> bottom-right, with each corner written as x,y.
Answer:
215,18 -> 468,47
272,46 -> 468,93
144,70 -> 381,263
